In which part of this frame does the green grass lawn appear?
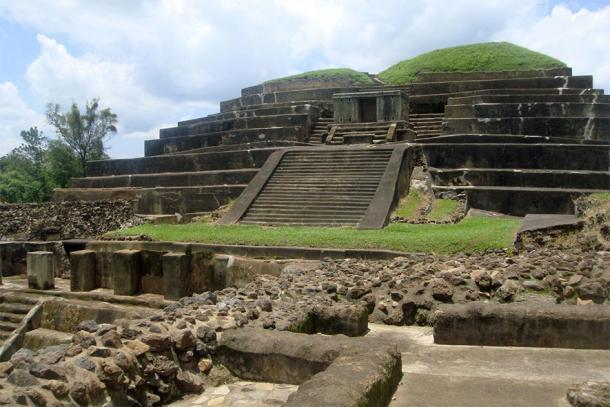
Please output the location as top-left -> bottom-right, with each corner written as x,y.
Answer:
429,199 -> 460,221
108,216 -> 521,254
265,68 -> 374,85
378,42 -> 566,84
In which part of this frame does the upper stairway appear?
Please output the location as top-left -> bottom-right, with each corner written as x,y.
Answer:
308,116 -> 334,145
220,146 -> 412,228
409,113 -> 444,139
325,121 -> 407,145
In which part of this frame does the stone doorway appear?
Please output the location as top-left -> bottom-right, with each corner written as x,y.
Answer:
359,97 -> 377,122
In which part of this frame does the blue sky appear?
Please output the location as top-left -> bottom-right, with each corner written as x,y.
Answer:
1,0 -> 609,158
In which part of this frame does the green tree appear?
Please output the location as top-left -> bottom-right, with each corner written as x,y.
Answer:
46,98 -> 117,175
44,140 -> 82,189
0,169 -> 42,203
14,127 -> 47,179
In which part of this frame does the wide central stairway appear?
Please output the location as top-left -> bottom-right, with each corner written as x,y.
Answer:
240,148 -> 393,226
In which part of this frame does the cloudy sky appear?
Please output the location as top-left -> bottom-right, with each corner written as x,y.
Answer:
1,0 -> 609,158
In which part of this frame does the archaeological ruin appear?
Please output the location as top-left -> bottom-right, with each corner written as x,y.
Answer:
0,44 -> 609,406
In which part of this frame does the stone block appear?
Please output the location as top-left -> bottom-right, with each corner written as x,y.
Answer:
69,250 -> 97,292
112,250 -> 141,296
162,252 -> 191,301
27,251 -> 55,290
434,302 -> 610,349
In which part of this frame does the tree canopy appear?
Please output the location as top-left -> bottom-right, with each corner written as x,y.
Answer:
46,98 -> 117,175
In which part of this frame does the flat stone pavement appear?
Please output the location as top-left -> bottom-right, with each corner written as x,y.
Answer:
366,324 -> 610,407
170,381 -> 298,406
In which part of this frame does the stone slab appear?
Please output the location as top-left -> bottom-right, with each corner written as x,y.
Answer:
518,214 -> 580,234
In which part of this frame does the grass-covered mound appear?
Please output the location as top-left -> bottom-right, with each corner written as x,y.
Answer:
378,42 -> 567,84
107,216 -> 520,254
265,68 -> 374,85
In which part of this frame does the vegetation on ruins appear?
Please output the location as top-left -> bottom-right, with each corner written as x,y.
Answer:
265,68 -> 375,85
0,128 -> 79,202
109,215 -> 521,254
0,98 -> 117,202
263,42 -> 566,87
378,42 -> 567,84
46,98 -> 118,176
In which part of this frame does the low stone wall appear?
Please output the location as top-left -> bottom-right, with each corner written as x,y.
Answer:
0,241 -> 72,278
434,302 -> 610,349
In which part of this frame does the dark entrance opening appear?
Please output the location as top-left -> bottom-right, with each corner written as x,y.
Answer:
359,97 -> 377,122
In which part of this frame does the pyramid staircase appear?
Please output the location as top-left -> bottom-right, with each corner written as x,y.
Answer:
219,145 -> 411,228
326,121 -> 406,145
409,113 -> 444,139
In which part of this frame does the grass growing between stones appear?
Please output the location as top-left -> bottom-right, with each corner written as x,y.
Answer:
394,190 -> 423,218
378,42 -> 566,84
265,68 -> 374,85
429,199 -> 459,221
108,216 -> 521,254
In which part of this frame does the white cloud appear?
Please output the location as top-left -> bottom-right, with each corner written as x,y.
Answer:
0,1 -> 609,158
24,34 -> 216,158
0,82 -> 46,155
495,4 -> 610,92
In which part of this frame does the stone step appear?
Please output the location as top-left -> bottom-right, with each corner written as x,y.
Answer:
241,213 -> 363,222
261,187 -> 379,194
145,126 -> 304,156
410,88 -> 604,114
53,185 -> 246,215
432,185 -> 610,216
447,94 -> 610,106
71,169 -> 258,189
160,113 -> 310,139
0,321 -> 20,332
443,117 -> 610,141
177,104 -> 316,126
422,143 -> 610,171
249,202 -> 371,210
429,167 -> 610,189
445,103 -> 610,119
87,148 -> 276,176
0,303 -> 31,315
412,76 -> 593,96
246,207 -> 367,216
240,220 -> 356,227
266,181 -> 381,187
253,198 -> 374,206
0,312 -> 25,324
415,67 -> 573,83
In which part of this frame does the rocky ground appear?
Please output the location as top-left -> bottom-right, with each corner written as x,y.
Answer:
1,241 -> 608,406
0,201 -> 144,241
0,196 -> 607,405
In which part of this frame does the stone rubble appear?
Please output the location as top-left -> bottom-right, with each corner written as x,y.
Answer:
0,200 -> 143,241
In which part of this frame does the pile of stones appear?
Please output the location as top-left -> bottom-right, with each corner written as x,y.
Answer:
0,243 -> 607,405
0,200 -> 143,241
